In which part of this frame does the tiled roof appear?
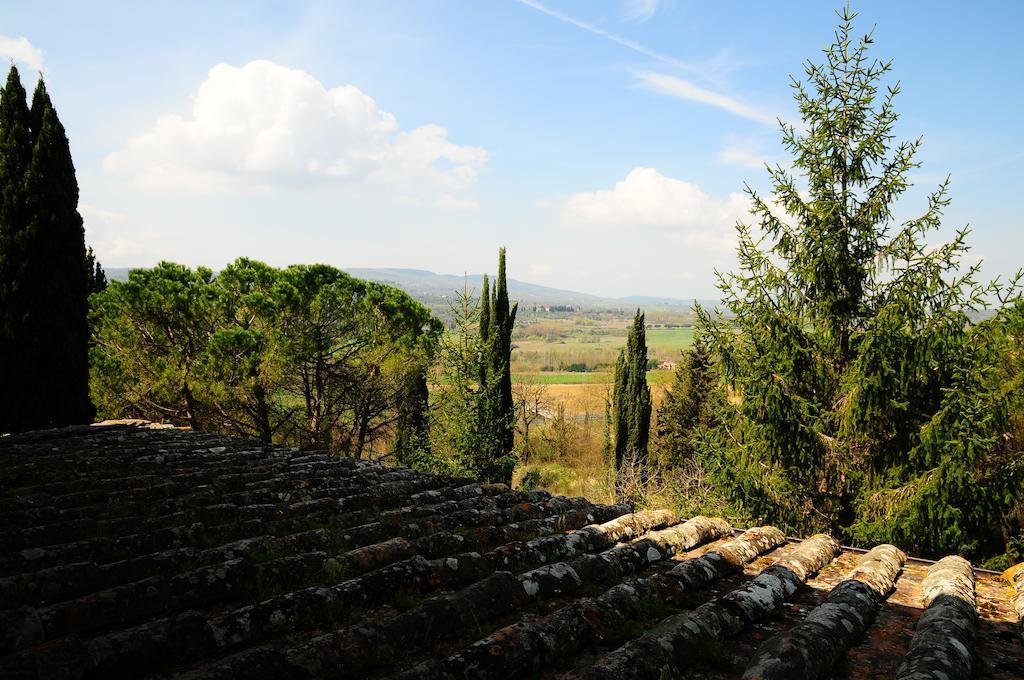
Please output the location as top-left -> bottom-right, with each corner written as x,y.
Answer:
1,423 -> 1022,679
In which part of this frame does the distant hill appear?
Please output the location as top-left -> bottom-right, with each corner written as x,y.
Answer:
345,268 -> 715,311
105,266 -> 714,312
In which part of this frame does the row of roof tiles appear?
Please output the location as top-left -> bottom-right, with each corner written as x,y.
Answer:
0,422 -> 1022,679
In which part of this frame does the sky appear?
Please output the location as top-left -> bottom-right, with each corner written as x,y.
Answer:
1,1 -> 1022,299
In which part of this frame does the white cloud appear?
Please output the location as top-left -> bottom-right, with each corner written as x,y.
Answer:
103,60 -> 486,203
623,0 -> 663,23
0,35 -> 44,71
635,71 -> 777,125
559,167 -> 747,251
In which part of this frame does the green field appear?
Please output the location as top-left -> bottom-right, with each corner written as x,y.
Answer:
513,369 -> 675,385
511,312 -> 696,377
645,327 -> 696,354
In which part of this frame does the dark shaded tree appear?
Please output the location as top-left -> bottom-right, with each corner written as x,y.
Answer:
0,67 -> 33,433
86,246 -> 107,294
0,71 -> 93,432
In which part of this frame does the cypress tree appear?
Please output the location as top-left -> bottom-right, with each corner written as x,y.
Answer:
472,248 -> 517,484
478,273 -> 490,387
86,246 -> 107,294
0,72 -> 93,431
489,248 -> 517,460
0,67 -> 35,433
613,309 -> 652,479
28,78 -> 51,142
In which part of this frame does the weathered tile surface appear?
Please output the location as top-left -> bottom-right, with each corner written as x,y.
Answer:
1,422 -> 1023,679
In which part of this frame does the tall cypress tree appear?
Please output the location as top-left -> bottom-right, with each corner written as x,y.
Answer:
489,248 -> 517,460
478,273 -> 490,388
0,67 -> 35,433
473,248 -> 517,484
0,71 -> 93,432
613,309 -> 652,479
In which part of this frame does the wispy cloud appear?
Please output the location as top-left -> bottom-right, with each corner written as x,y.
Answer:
635,71 -> 777,126
515,0 -> 700,76
623,0 -> 663,24
0,35 -> 44,71
516,1 -> 775,125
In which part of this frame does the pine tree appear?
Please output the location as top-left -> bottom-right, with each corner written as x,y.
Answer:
613,309 -> 652,481
0,70 -> 93,431
698,9 -> 1024,558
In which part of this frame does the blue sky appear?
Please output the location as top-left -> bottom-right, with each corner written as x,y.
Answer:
2,1 -> 1021,298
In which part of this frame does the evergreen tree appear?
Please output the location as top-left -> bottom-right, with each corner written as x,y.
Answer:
467,248 -> 518,485
488,248 -> 517,464
0,66 -> 33,432
0,71 -> 93,431
613,309 -> 652,481
698,9 -> 1024,558
86,246 -> 107,294
656,334 -> 720,468
393,363 -> 432,467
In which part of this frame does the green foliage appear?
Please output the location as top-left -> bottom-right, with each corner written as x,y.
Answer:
431,249 -> 519,483
656,334 -> 721,468
90,263 -> 217,429
613,309 -> 652,481
0,69 -> 94,431
90,259 -> 441,456
86,246 -> 107,294
697,9 -> 1024,558
431,282 -> 500,477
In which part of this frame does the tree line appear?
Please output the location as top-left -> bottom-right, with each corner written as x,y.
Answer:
89,259 -> 442,460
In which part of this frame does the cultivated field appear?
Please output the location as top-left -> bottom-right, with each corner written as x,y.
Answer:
507,307 -> 695,500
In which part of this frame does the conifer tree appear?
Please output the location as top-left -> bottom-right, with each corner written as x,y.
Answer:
488,248 -> 517,461
0,67 -> 33,432
613,309 -> 652,480
471,248 -> 518,485
656,334 -> 719,467
0,70 -> 93,431
478,273 -> 490,388
698,9 -> 1024,557
86,246 -> 107,294
393,364 -> 432,467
